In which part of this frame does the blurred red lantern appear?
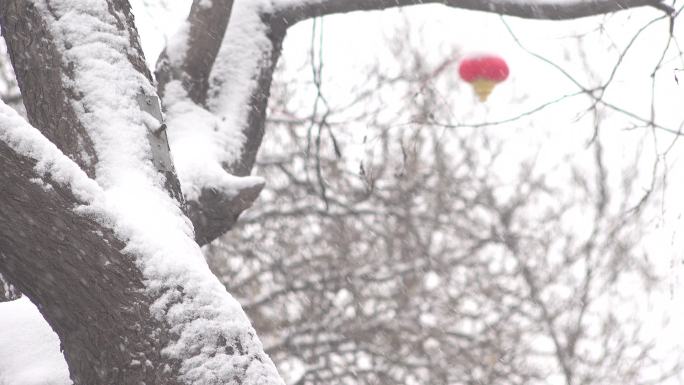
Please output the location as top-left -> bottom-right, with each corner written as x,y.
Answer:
459,55 -> 509,101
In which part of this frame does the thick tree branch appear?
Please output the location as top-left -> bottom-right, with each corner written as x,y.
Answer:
1,0 -> 184,202
156,0 -> 234,106
158,1 -> 285,245
0,1 -> 283,383
0,148 -> 178,384
0,102 -> 181,383
156,0 -> 254,246
0,1 -> 99,176
275,0 -> 674,25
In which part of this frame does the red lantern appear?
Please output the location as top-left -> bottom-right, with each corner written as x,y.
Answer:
459,55 -> 509,101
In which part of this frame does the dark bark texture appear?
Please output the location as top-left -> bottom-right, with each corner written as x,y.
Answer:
189,182 -> 265,246
275,0 -> 674,24
0,0 -> 186,383
156,0 -> 285,245
156,0 -> 234,106
0,141 -> 182,384
229,17 -> 286,179
0,1 -> 99,177
0,0 -> 184,203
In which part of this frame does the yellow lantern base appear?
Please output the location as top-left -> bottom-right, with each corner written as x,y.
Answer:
471,79 -> 498,102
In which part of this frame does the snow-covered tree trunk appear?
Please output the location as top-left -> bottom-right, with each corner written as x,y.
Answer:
0,1 -> 281,384
0,0 -> 672,384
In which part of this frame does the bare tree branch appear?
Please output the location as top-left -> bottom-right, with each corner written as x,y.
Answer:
0,103 -> 181,383
156,0 -> 234,105
155,0 -> 264,244
0,1 -> 283,383
157,1 -> 286,245
274,0 -> 675,25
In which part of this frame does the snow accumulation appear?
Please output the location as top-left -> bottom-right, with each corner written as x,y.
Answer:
0,298 -> 72,385
0,1 -> 282,384
162,0 -> 275,201
165,21 -> 190,69
164,80 -> 264,201
0,102 -> 102,203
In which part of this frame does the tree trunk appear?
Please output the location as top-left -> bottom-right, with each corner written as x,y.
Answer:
0,139 -> 180,384
0,1 -> 282,383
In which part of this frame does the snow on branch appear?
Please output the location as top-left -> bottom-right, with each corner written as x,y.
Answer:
27,0 -> 184,201
273,0 -> 674,24
158,0 -> 282,245
0,101 -> 102,203
0,100 -> 149,384
156,0 -> 234,106
1,1 -> 285,383
163,79 -> 266,245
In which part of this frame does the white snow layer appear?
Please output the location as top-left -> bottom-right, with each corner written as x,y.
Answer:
0,102 -> 102,202
206,1 -> 273,137
0,1 -> 283,384
162,0 -> 275,201
0,298 -> 72,385
164,80 -> 264,201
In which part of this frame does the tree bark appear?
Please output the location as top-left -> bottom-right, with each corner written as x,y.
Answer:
0,1 -> 282,384
1,1 -> 99,177
275,0 -> 674,24
0,138 -> 182,383
0,0 -> 186,381
156,1 -> 286,245
156,0 -> 234,106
